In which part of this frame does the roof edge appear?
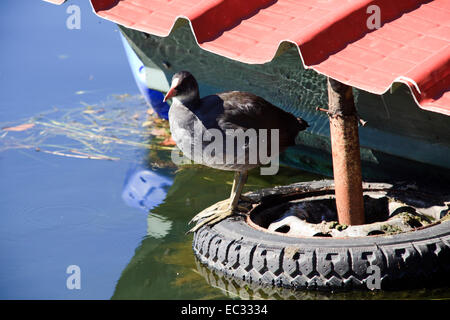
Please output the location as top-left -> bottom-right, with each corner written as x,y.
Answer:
88,0 -> 450,116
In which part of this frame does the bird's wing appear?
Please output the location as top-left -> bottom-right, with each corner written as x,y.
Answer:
216,92 -> 302,147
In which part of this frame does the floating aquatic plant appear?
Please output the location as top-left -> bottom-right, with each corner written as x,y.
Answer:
0,94 -> 175,166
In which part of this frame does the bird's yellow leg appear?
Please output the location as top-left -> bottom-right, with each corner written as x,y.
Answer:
189,172 -> 239,224
188,171 -> 248,233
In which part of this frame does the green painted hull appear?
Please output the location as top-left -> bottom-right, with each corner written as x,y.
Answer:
119,22 -> 450,183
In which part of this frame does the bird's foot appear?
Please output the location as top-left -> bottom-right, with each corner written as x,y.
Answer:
189,196 -> 251,223
189,199 -> 231,225
188,205 -> 235,233
188,197 -> 250,233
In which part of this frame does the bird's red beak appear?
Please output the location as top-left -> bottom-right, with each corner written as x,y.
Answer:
163,86 -> 177,102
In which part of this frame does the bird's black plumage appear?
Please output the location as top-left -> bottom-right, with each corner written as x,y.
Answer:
216,91 -> 308,147
166,71 -> 308,171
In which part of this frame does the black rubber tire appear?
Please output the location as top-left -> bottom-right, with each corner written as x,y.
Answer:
192,181 -> 450,291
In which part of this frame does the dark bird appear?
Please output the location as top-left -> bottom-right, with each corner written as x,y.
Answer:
164,71 -> 308,232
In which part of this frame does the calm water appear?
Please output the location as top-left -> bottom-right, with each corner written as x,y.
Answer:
0,1 -> 448,300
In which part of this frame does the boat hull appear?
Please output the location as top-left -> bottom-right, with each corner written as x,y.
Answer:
119,23 -> 450,183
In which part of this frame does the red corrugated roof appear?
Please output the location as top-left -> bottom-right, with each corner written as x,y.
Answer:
89,0 -> 449,116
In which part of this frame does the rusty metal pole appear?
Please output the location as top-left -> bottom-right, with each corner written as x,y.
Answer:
327,78 -> 365,225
